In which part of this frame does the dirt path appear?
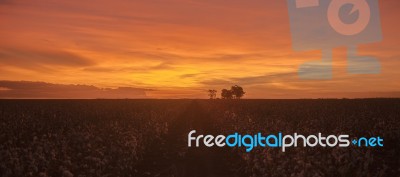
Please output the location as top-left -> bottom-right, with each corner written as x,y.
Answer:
138,100 -> 246,177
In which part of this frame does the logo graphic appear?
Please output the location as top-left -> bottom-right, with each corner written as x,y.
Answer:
287,0 -> 382,79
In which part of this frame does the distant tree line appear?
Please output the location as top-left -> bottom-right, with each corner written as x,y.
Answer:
208,85 -> 245,99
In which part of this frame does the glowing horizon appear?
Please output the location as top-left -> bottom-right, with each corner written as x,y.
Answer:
0,0 -> 399,98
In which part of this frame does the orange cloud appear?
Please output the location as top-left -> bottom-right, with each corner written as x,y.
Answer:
0,81 -> 148,98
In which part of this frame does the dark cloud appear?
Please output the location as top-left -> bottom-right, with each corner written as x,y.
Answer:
82,62 -> 174,73
180,73 -> 202,79
0,81 -> 149,98
233,72 -> 298,85
200,72 -> 299,86
0,48 -> 94,69
202,53 -> 267,61
200,78 -> 232,86
110,50 -> 270,64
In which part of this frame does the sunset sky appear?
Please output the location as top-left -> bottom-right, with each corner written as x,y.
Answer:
0,0 -> 399,98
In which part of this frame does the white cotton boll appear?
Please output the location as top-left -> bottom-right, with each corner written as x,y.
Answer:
62,170 -> 73,177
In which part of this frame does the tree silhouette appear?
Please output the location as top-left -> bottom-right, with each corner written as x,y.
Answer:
231,85 -> 245,99
207,89 -> 217,99
220,85 -> 245,99
221,89 -> 233,99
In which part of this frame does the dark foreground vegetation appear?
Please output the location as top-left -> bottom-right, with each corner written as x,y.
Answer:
0,99 -> 399,177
